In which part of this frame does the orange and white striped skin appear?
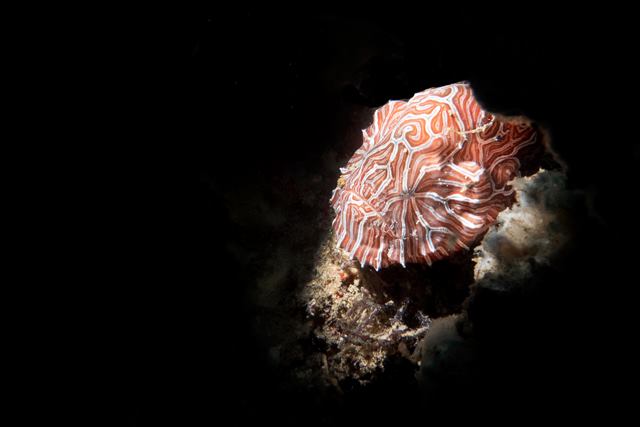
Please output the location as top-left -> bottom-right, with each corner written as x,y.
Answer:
331,83 -> 541,270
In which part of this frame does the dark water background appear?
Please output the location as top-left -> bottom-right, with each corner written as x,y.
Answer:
93,5 -> 638,425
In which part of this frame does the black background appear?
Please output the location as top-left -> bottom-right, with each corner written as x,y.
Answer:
91,5 -> 638,425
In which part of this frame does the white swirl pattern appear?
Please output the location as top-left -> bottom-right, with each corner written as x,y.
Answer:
331,83 -> 540,270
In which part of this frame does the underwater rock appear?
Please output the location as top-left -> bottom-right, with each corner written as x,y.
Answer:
473,169 -> 570,286
302,235 -> 431,383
